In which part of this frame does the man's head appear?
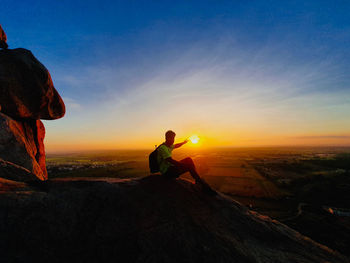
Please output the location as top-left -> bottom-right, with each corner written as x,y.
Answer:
165,130 -> 176,145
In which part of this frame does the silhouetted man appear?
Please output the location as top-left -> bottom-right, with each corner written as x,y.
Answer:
157,130 -> 215,194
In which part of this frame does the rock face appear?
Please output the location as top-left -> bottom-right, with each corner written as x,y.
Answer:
0,48 -> 65,120
0,159 -> 37,182
0,175 -> 347,263
0,25 -> 7,49
0,113 -> 47,180
0,25 -> 64,181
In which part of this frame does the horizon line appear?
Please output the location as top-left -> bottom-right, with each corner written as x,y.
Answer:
46,144 -> 350,155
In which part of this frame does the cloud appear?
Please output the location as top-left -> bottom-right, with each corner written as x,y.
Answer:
62,97 -> 82,110
293,135 -> 350,140
45,29 -> 350,149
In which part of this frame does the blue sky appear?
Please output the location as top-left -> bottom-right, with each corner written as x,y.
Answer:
2,1 -> 350,150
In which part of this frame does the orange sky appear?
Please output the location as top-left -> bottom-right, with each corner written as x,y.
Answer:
44,120 -> 350,152
43,67 -> 350,152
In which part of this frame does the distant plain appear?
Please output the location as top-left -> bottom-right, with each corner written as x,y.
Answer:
47,146 -> 350,255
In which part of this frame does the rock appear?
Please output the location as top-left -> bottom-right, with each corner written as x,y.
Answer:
35,120 -> 47,177
0,25 -> 7,49
0,25 -> 64,182
0,112 -> 47,181
0,158 -> 36,182
0,175 -> 347,263
0,48 -> 65,119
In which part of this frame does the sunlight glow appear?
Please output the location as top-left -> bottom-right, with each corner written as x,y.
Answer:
189,135 -> 200,144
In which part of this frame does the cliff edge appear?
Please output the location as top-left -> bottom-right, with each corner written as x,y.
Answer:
0,175 -> 347,263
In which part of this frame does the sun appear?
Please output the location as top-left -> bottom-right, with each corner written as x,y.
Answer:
189,135 -> 200,144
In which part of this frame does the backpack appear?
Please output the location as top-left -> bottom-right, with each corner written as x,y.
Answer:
149,144 -> 163,173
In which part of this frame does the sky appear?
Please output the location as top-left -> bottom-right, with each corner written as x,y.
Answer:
2,0 -> 350,151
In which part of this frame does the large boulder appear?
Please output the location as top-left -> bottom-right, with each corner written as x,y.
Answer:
0,48 -> 65,119
0,112 -> 47,181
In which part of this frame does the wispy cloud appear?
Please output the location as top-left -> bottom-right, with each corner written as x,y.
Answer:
62,97 -> 82,111
46,27 -> 350,149
293,135 -> 350,140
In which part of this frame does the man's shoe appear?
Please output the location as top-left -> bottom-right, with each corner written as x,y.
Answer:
196,180 -> 217,196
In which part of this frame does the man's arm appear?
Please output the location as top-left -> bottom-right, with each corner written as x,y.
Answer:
173,139 -> 189,149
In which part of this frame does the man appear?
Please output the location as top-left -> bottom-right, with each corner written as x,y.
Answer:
157,130 -> 215,194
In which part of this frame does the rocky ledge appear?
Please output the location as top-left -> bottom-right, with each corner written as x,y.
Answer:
0,175 -> 348,263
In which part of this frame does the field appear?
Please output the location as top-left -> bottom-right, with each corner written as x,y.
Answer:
46,146 -> 350,255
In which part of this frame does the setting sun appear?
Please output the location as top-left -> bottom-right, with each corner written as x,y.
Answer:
189,135 -> 200,144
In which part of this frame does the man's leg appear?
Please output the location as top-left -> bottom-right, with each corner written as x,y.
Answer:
163,166 -> 184,179
179,157 -> 202,182
163,159 -> 198,180
179,157 -> 216,195
165,158 -> 216,195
